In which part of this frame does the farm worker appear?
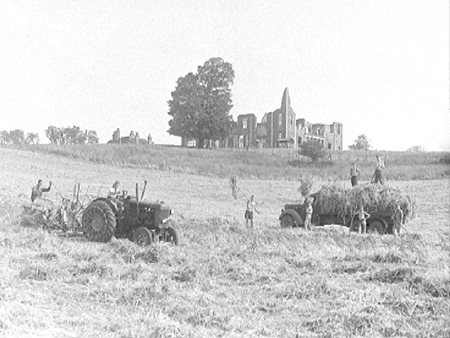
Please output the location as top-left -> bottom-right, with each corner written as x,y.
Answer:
350,162 -> 362,187
372,155 -> 385,185
31,179 -> 52,202
245,195 -> 259,228
304,200 -> 313,230
357,204 -> 370,234
108,181 -> 121,199
392,204 -> 404,237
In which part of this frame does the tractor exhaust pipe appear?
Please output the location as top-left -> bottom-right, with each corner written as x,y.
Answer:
136,183 -> 139,217
141,180 -> 147,200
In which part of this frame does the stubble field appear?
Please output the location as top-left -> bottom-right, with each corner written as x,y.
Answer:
0,147 -> 449,338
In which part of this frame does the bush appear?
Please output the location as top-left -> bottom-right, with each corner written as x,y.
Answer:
298,140 -> 327,162
439,153 -> 450,164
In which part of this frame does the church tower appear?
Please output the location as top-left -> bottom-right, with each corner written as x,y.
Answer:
269,88 -> 296,148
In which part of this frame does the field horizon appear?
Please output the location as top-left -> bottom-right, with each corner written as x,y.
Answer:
5,143 -> 450,182
0,147 -> 448,337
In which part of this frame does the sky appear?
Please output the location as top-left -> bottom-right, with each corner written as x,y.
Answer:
1,0 -> 449,151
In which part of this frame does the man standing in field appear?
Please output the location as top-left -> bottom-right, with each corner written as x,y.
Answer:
245,195 -> 259,228
350,162 -> 362,187
392,204 -> 404,237
356,204 -> 370,234
304,200 -> 313,230
31,179 -> 52,202
372,155 -> 385,184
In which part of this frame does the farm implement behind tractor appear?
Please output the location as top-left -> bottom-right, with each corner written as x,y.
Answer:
21,181 -> 178,246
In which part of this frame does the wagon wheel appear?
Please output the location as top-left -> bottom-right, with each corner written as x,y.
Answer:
368,220 -> 385,235
280,214 -> 294,228
132,227 -> 153,246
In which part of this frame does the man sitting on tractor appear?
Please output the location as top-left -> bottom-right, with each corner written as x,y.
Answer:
108,181 -> 121,199
31,179 -> 52,202
108,181 -> 125,212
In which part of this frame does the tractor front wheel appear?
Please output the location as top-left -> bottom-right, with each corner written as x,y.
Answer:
163,227 -> 179,245
81,201 -> 116,243
132,227 -> 153,246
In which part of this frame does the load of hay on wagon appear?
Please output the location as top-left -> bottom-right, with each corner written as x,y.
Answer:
310,183 -> 416,221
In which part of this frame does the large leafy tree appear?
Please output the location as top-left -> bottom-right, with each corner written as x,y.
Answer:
25,132 -> 39,144
45,126 -> 99,144
168,57 -> 234,148
45,126 -> 64,144
87,130 -> 99,144
63,126 -> 86,144
0,131 -> 11,144
9,129 -> 25,144
349,134 -> 372,150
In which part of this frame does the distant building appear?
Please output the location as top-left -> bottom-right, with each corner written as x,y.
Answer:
296,120 -> 343,151
256,88 -> 296,148
179,87 -> 343,151
107,128 -> 154,145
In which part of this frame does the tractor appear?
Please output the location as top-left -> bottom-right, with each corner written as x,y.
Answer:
80,181 -> 178,246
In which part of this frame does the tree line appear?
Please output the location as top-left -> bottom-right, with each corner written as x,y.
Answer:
0,130 -> 39,145
0,126 -> 99,145
45,126 -> 98,144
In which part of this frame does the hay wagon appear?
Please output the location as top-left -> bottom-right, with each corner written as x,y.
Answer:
279,184 -> 415,235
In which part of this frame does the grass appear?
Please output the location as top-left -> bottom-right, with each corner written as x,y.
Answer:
0,146 -> 448,337
7,144 -> 450,181
0,212 -> 449,338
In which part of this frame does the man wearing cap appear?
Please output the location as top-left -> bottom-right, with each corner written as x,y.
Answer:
31,179 -> 52,202
108,181 -> 121,199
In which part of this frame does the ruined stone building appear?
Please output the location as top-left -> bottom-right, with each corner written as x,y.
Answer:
256,88 -> 296,148
245,87 -> 343,150
296,119 -> 343,151
107,128 -> 154,145
179,87 -> 343,150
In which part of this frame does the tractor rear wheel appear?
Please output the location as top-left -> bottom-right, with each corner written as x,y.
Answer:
82,201 -> 116,243
132,227 -> 153,246
368,220 -> 385,235
280,214 -> 294,228
163,227 -> 179,245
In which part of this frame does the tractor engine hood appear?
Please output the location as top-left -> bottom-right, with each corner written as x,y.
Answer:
128,199 -> 171,210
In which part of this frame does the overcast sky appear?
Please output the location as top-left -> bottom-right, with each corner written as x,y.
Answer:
1,0 -> 449,150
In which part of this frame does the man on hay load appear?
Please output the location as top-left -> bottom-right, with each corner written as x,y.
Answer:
372,155 -> 385,185
349,162 -> 362,187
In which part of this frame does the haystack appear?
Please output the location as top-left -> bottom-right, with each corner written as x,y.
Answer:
310,183 -> 416,220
